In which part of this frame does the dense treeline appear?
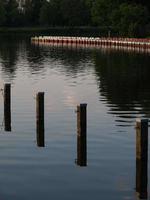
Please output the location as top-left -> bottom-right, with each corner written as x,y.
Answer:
0,0 -> 150,37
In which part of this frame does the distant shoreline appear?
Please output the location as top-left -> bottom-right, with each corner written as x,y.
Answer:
0,26 -> 113,37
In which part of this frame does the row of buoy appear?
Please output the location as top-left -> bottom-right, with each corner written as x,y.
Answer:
31,36 -> 150,49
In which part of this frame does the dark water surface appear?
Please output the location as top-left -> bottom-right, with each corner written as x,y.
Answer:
0,34 -> 149,199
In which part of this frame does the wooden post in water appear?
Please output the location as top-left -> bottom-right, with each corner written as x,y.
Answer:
4,83 -> 11,131
36,92 -> 45,147
136,118 -> 148,199
76,104 -> 87,166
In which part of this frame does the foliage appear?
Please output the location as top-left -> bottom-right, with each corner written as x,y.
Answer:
23,0 -> 33,26
91,0 -> 113,26
30,0 -> 45,25
0,0 -> 6,26
40,0 -> 63,26
0,0 -> 150,37
60,0 -> 90,26
112,3 -> 149,37
5,0 -> 20,26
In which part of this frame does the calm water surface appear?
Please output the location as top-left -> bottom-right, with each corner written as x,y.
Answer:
0,34 -> 149,199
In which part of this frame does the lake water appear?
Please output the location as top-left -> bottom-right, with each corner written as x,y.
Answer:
0,34 -> 149,199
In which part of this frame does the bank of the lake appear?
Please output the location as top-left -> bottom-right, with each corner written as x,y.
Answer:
0,26 -> 115,37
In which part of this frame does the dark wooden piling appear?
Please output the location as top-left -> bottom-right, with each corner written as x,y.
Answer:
76,104 -> 87,166
36,92 -> 45,147
136,118 -> 148,199
4,83 -> 11,131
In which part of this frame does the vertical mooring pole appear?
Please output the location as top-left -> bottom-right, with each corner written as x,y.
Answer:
76,104 -> 87,166
4,83 -> 11,131
36,92 -> 45,147
136,118 -> 148,199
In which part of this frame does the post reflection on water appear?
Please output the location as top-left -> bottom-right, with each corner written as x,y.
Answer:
0,34 -> 149,199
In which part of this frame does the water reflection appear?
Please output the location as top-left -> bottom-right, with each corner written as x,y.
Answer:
30,42 -> 91,77
93,49 -> 150,126
0,35 -> 149,199
31,42 -> 150,127
26,44 -> 45,74
0,35 -> 19,79
0,35 -> 150,128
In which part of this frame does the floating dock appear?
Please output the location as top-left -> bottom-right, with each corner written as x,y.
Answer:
31,36 -> 150,49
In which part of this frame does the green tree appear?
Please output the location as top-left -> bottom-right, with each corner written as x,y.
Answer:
0,0 -> 6,26
23,0 -> 33,26
40,0 -> 63,26
111,3 -> 149,37
5,0 -> 20,26
30,0 -> 45,25
91,0 -> 113,26
39,1 -> 50,26
60,0 -> 90,26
